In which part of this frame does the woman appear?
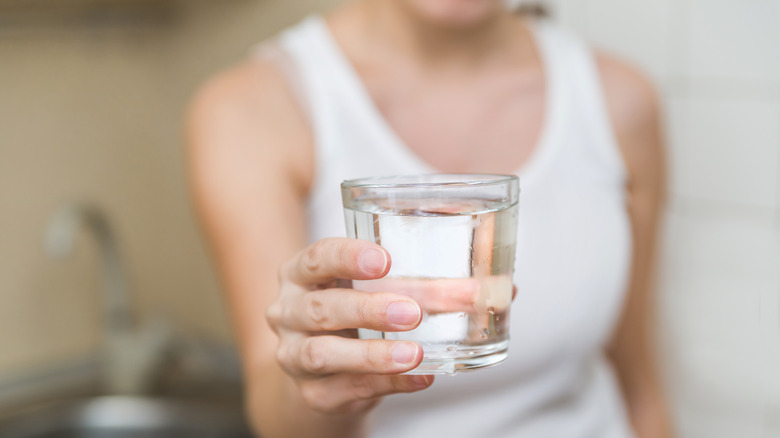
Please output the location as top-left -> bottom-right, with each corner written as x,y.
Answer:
187,1 -> 673,437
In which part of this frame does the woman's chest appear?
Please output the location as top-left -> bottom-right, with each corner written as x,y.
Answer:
364,71 -> 546,174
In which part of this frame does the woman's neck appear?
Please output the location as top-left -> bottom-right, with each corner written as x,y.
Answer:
358,0 -> 528,71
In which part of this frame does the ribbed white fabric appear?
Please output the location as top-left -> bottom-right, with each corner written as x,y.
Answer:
263,16 -> 636,438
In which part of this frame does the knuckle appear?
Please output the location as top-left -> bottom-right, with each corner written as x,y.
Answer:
335,243 -> 353,269
299,382 -> 341,414
349,375 -> 377,400
265,302 -> 282,328
301,254 -> 320,277
344,299 -> 368,330
301,338 -> 328,374
362,341 -> 388,369
281,299 -> 299,328
275,344 -> 292,370
355,305 -> 370,327
302,242 -> 325,275
298,381 -> 325,411
305,295 -> 330,328
338,400 -> 375,416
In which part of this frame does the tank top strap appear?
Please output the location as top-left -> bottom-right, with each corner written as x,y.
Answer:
275,16 -> 436,174
531,20 -> 627,182
249,39 -> 312,121
257,16 -> 337,145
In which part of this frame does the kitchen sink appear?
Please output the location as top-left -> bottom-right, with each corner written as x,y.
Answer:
0,205 -> 256,437
0,396 -> 254,438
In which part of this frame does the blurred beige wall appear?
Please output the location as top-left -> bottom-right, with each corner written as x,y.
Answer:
0,0 -> 343,381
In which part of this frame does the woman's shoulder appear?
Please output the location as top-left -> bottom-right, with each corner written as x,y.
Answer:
190,59 -> 289,118
186,56 -> 315,195
188,38 -> 307,130
595,53 -> 660,136
594,51 -> 664,186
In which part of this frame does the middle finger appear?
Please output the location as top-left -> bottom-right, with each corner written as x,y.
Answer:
282,289 -> 422,332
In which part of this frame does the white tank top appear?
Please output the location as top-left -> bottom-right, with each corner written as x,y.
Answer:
261,16 -> 635,438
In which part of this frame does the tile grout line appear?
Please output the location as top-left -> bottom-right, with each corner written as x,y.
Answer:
668,195 -> 777,222
666,0 -> 691,89
772,2 -> 780,232
662,77 -> 780,103
775,98 -> 780,438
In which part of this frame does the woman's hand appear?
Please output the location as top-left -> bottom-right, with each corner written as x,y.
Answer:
266,237 -> 435,416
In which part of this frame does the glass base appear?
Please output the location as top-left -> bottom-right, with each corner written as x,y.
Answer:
402,340 -> 509,375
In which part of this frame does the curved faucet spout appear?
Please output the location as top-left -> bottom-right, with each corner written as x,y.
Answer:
44,204 -> 133,335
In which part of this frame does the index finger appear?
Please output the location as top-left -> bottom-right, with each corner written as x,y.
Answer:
283,238 -> 391,287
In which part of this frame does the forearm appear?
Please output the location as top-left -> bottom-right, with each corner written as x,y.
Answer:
608,318 -> 674,438
628,389 -> 673,438
247,361 -> 369,438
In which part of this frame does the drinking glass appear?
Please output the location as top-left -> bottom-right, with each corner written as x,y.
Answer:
341,174 -> 519,375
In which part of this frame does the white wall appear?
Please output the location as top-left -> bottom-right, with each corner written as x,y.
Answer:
545,0 -> 780,436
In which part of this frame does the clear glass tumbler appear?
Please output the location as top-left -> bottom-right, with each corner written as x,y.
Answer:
341,174 -> 519,375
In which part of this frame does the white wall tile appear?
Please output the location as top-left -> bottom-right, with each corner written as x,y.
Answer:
675,404 -> 765,438
540,0 -> 589,30
686,0 -> 780,84
766,406 -> 780,437
659,208 -> 780,436
666,97 -> 780,209
581,0 -> 672,81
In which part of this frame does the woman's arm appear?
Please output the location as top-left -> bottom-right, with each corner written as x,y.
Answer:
598,54 -> 675,438
186,60 -> 320,436
186,61 -> 430,438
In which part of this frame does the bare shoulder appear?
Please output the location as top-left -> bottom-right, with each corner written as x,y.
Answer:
186,59 -> 314,194
188,59 -> 300,137
595,52 -> 664,186
595,53 -> 661,135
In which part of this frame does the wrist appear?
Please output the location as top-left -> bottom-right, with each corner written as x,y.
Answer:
247,364 -> 372,438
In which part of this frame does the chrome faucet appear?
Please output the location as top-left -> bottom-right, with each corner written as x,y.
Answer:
45,204 -> 133,336
44,203 -> 170,395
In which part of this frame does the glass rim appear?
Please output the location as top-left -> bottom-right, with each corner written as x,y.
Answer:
341,173 -> 519,190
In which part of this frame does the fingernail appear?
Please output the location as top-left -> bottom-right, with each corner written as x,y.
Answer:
412,375 -> 431,388
358,248 -> 387,275
387,301 -> 421,326
391,343 -> 419,364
